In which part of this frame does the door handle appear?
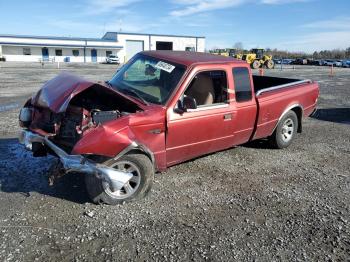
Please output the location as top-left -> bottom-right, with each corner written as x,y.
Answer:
223,113 -> 232,120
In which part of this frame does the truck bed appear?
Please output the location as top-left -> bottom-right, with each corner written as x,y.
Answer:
251,75 -> 319,141
252,75 -> 307,95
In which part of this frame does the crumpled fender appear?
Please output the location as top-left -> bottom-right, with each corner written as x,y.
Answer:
71,117 -> 134,157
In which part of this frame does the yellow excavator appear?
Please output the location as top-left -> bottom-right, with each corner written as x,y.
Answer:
241,48 -> 274,69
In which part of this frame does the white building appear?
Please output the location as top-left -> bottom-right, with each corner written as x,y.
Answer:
0,32 -> 205,63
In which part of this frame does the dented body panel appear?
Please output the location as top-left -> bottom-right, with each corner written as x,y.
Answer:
19,51 -> 319,175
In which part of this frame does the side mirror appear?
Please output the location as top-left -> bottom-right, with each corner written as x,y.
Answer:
183,96 -> 197,110
174,96 -> 197,114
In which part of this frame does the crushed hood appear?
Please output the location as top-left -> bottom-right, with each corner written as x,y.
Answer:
31,72 -> 133,113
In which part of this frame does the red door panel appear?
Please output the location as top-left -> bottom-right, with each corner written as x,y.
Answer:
166,105 -> 236,166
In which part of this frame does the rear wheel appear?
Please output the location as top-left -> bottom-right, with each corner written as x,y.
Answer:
265,59 -> 275,69
251,60 -> 261,69
85,153 -> 154,205
269,111 -> 298,149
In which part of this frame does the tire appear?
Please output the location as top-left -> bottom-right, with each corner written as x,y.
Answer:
251,60 -> 261,69
85,153 -> 154,205
269,111 -> 298,149
265,60 -> 275,69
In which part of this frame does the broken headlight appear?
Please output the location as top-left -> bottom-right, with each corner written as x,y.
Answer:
19,107 -> 33,127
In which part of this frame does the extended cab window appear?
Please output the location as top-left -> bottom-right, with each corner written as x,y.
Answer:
232,67 -> 252,102
185,70 -> 228,107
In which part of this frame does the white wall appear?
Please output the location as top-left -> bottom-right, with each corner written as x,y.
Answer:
150,36 -> 196,52
115,34 -> 206,63
197,38 -> 205,52
0,36 -> 85,47
2,45 -> 120,63
0,34 -> 205,63
84,48 -> 120,63
116,34 -> 149,63
2,46 -> 42,62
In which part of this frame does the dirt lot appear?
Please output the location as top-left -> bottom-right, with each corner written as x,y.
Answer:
0,62 -> 349,261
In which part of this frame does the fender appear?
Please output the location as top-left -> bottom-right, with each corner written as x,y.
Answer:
72,123 -> 158,170
112,140 -> 156,169
271,104 -> 304,134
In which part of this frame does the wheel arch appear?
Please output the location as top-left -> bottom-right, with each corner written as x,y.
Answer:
114,141 -> 156,170
290,106 -> 303,133
273,104 -> 303,134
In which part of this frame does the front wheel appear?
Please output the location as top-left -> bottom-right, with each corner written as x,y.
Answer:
251,60 -> 261,69
85,153 -> 154,205
269,111 -> 298,149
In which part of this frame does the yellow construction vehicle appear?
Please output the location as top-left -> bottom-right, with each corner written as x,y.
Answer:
229,49 -> 243,59
241,48 -> 274,69
210,49 -> 228,56
210,48 -> 243,59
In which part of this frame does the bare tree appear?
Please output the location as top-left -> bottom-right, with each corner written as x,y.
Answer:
346,47 -> 350,58
233,42 -> 243,51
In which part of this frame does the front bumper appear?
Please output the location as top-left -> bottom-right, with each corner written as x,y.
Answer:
19,130 -> 133,191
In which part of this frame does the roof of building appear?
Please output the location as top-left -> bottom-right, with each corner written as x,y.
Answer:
0,34 -> 123,49
141,51 -> 245,67
0,34 -> 115,42
102,32 -> 205,41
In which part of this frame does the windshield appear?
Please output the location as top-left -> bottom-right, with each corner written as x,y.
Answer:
109,54 -> 186,105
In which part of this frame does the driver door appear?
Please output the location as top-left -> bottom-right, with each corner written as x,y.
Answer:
165,68 -> 236,166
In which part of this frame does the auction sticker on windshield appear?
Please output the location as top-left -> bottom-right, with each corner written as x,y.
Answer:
155,61 -> 175,73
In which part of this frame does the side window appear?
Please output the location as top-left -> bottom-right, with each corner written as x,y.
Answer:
232,67 -> 252,102
185,70 -> 228,107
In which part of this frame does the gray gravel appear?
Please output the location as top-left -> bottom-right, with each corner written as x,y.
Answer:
0,62 -> 349,261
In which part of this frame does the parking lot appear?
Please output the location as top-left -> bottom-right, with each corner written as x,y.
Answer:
0,62 -> 349,261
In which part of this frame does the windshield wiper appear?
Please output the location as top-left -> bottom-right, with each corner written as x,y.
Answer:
105,81 -> 114,88
119,88 -> 150,106
105,81 -> 149,106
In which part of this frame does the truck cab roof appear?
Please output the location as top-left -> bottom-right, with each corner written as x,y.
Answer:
141,51 -> 246,67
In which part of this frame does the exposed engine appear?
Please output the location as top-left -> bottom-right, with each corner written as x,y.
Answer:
26,84 -> 142,152
56,106 -> 125,149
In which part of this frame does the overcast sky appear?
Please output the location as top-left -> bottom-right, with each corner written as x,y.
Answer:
0,0 -> 349,52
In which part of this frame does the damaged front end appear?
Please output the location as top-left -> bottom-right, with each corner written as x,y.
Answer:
19,130 -> 133,192
18,72 -> 144,190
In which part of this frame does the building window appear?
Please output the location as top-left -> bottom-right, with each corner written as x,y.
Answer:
23,48 -> 31,55
72,50 -> 79,56
232,67 -> 252,102
185,47 -> 195,52
55,49 -> 63,56
106,51 -> 112,57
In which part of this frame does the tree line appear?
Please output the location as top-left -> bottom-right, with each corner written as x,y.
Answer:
228,42 -> 350,60
265,47 -> 350,60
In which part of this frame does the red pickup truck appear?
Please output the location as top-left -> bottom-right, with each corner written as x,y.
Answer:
19,51 -> 319,205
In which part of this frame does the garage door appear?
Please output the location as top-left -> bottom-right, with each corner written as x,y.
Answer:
125,40 -> 144,61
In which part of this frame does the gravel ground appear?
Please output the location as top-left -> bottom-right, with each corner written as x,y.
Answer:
0,62 -> 349,261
